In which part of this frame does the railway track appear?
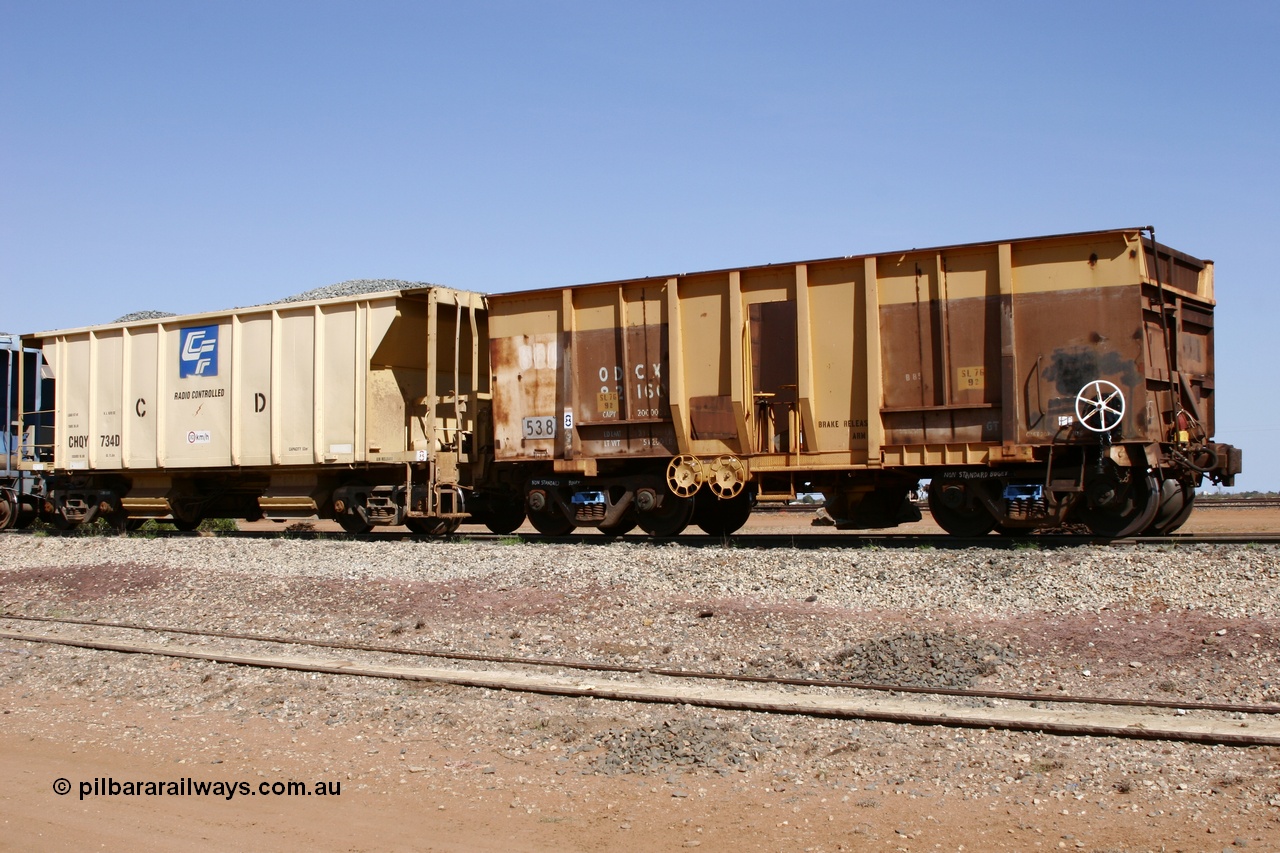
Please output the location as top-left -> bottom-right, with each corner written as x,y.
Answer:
4,614 -> 1279,747
1190,497 -> 1280,509
482,530 -> 1275,548
5,493 -> 1276,546
7,527 -> 1280,548
758,498 -> 1280,511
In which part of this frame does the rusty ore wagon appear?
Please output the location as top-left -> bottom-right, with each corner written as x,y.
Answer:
486,227 -> 1240,537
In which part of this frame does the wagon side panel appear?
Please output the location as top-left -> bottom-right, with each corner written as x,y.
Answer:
489,293 -> 563,462
124,327 -> 159,469
1012,232 -> 1149,446
53,335 -> 92,472
804,260 -> 867,460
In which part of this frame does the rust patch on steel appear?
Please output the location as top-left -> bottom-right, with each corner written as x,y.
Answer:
690,395 -> 736,441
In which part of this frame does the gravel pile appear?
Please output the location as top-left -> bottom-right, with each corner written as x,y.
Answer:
113,310 -> 177,323
830,628 -> 1017,688
101,279 -> 437,327
585,718 -> 751,776
274,278 -> 434,304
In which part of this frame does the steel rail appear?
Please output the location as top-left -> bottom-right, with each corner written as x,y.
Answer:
5,613 -> 1278,717
3,623 -> 1278,748
8,527 -> 1280,548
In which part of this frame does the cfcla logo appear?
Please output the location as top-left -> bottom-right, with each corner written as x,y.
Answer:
179,326 -> 218,378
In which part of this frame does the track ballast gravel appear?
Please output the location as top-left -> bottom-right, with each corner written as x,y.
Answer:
2,535 -> 1278,850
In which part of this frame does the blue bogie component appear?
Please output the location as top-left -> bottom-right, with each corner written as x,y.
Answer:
1002,484 -> 1044,502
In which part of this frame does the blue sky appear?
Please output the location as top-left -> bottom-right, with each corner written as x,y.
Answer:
3,1 -> 1278,489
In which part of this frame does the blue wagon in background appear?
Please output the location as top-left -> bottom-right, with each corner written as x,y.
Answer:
1,333 -> 53,529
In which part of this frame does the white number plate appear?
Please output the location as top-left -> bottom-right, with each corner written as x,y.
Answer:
522,416 -> 557,439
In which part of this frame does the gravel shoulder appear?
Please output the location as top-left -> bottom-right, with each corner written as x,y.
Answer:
2,513 -> 1279,851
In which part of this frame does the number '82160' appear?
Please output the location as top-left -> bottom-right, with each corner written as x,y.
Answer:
521,416 -> 556,439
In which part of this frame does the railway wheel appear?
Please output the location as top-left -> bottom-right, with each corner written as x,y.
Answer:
336,514 -> 372,534
528,507 -> 574,536
638,494 -> 694,538
406,517 -> 440,535
1159,490 -> 1196,534
927,480 -> 998,537
45,501 -> 81,531
693,490 -> 752,536
0,493 -> 14,531
598,513 -> 638,537
406,517 -> 458,536
1143,478 -> 1196,535
169,499 -> 205,531
415,490 -> 464,536
1076,470 -> 1159,538
332,484 -> 372,534
14,498 -> 38,529
480,499 -> 527,535
89,495 -> 130,534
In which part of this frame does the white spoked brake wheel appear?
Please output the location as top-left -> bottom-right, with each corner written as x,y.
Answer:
1075,380 -> 1125,433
